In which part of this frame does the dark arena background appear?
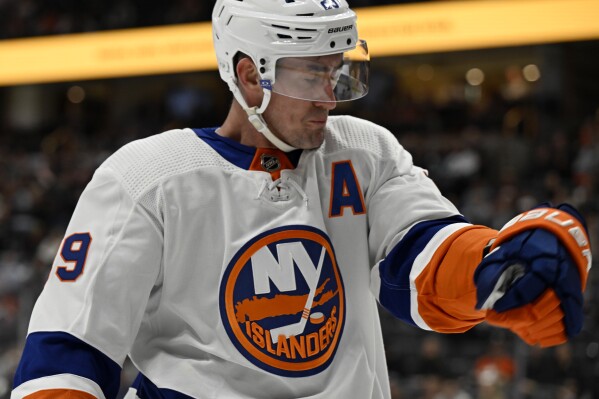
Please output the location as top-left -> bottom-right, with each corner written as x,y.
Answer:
1,1 -> 599,398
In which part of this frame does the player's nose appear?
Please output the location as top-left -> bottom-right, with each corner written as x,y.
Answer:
313,83 -> 337,110
313,100 -> 337,111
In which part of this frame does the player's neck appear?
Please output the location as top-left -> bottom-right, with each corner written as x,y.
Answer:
218,101 -> 275,149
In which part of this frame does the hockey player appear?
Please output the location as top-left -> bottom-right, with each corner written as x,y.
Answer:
12,1 -> 592,398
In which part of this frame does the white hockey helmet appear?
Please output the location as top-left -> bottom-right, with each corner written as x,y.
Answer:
212,0 -> 369,151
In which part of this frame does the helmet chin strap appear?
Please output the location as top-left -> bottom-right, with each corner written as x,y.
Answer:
229,82 -> 298,153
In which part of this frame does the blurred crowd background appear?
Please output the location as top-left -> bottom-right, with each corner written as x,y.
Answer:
1,0 -> 599,398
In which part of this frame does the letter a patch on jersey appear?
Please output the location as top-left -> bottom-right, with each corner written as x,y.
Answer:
219,226 -> 346,377
329,160 -> 366,218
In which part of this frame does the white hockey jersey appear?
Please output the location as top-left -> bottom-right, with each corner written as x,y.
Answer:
12,115 -> 494,399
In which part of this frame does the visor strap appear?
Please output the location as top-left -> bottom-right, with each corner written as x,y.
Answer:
231,83 -> 298,152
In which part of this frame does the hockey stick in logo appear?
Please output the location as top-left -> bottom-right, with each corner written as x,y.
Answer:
270,246 -> 326,344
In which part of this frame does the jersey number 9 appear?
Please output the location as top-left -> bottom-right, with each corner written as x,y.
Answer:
56,232 -> 92,282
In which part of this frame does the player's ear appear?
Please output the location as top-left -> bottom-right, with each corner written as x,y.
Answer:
236,57 -> 263,107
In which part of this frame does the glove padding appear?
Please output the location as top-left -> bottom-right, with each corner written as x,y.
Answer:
485,289 -> 567,347
474,204 -> 592,346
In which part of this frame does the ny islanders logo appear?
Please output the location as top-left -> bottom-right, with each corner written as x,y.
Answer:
320,0 -> 340,10
220,226 -> 345,377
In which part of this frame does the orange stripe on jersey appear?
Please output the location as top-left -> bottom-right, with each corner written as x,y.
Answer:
414,226 -> 497,333
24,389 -> 97,399
249,148 -> 295,181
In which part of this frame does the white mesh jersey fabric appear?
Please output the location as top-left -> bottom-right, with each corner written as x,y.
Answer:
100,128 -> 239,228
102,128 -> 238,203
321,115 -> 404,161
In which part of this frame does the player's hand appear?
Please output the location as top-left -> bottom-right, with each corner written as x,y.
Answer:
474,204 -> 592,347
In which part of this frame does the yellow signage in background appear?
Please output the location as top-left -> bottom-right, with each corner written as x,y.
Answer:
0,0 -> 598,86
358,0 -> 599,56
0,23 -> 216,86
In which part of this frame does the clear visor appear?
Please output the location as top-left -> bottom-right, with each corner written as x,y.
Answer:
271,39 -> 369,103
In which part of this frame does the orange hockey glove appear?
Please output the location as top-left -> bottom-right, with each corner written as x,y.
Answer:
474,204 -> 591,347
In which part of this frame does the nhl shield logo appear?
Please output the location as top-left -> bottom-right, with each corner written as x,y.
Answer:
219,225 -> 346,377
260,154 -> 281,173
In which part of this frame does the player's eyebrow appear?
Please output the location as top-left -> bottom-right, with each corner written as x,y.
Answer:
307,60 -> 344,73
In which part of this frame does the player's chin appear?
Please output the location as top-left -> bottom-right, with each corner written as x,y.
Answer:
300,128 -> 326,149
